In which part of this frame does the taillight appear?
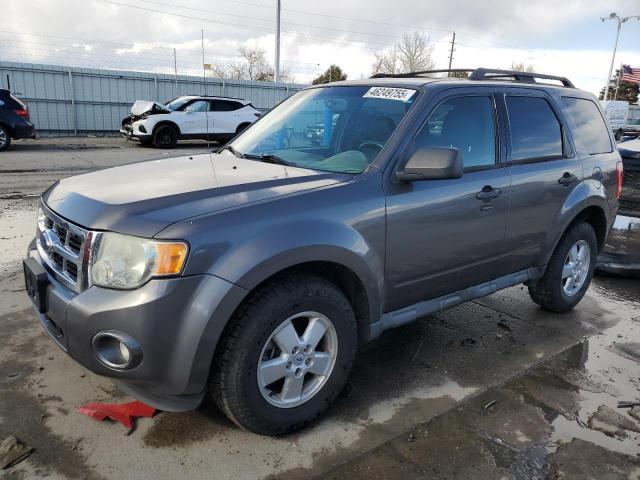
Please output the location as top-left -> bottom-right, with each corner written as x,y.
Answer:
616,161 -> 624,199
15,108 -> 28,119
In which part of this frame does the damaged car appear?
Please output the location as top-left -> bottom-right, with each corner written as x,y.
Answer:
120,96 -> 261,148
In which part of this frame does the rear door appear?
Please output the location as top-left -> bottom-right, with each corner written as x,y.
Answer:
384,89 -> 512,311
499,89 -> 583,272
211,100 -> 244,134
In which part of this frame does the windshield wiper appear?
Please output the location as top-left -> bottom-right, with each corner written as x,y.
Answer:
217,144 -> 244,158
245,153 -> 294,167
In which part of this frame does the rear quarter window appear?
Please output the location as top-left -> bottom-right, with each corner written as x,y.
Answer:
560,97 -> 612,155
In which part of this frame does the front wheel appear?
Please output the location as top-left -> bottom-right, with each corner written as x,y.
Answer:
528,221 -> 597,313
210,274 -> 357,435
152,125 -> 178,148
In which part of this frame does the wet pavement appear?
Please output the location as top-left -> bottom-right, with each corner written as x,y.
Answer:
1,139 -> 639,479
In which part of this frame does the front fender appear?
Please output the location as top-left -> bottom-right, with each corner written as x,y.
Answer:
213,219 -> 384,325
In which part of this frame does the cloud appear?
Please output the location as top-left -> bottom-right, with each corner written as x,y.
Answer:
2,0 -> 638,93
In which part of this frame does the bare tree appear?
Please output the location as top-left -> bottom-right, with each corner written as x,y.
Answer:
207,45 -> 295,83
398,32 -> 434,72
238,45 -> 270,81
372,32 -> 434,76
511,62 -> 536,73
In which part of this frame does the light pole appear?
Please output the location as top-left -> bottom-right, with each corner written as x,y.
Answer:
274,0 -> 281,84
601,12 -> 640,101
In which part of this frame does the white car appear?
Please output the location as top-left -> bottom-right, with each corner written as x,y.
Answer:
120,96 -> 262,148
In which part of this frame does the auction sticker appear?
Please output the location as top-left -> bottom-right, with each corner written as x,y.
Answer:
363,87 -> 416,102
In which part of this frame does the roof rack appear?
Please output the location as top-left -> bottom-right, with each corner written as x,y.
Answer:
468,68 -> 575,88
370,67 -> 575,88
370,69 -> 473,79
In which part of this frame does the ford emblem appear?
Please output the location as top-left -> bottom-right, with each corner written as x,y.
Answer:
40,229 -> 59,253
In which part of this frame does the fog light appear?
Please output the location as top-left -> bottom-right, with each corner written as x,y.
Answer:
92,331 -> 142,370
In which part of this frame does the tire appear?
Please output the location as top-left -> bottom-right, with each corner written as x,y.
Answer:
0,125 -> 11,152
615,129 -> 623,142
152,125 -> 178,148
235,122 -> 251,135
210,273 -> 357,435
528,221 -> 597,313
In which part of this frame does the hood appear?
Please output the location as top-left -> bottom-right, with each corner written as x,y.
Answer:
130,100 -> 171,116
42,152 -> 350,237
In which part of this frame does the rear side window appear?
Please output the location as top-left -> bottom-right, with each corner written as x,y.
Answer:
213,101 -> 243,111
414,96 -> 496,169
506,96 -> 563,161
561,97 -> 612,154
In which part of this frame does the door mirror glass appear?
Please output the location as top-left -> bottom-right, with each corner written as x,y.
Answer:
396,147 -> 463,181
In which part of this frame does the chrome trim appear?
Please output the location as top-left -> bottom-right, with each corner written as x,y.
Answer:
36,202 -> 91,293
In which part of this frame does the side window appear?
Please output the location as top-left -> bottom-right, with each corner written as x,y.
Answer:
185,100 -> 210,112
414,96 -> 496,169
506,96 -> 563,161
561,97 -> 613,154
214,101 -> 242,112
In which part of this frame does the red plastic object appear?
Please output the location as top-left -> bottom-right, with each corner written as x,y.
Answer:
78,401 -> 156,430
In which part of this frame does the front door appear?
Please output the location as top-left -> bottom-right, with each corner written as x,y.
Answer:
385,92 -> 511,311
181,99 -> 211,136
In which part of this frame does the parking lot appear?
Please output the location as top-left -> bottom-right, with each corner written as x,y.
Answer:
1,138 -> 640,479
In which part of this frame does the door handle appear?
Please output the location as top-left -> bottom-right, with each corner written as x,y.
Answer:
558,172 -> 578,186
476,185 -> 501,202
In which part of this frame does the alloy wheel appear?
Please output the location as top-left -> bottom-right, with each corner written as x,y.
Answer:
257,311 -> 338,408
562,239 -> 591,296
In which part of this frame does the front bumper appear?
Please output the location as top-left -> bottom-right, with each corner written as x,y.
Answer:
26,243 -> 247,411
119,127 -> 152,142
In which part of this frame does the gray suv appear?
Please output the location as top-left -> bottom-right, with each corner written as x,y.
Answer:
24,68 -> 621,435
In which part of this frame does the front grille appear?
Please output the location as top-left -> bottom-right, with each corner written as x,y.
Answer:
624,169 -> 640,190
619,199 -> 640,214
37,204 -> 91,293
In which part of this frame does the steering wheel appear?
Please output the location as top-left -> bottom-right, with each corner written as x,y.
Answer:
357,141 -> 384,153
357,141 -> 385,161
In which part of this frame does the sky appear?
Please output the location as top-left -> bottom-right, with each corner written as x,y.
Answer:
2,0 -> 640,95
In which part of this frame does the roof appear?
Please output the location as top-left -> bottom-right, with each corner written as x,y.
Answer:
180,95 -> 250,103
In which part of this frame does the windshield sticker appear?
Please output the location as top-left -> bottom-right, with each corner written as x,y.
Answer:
363,87 -> 416,102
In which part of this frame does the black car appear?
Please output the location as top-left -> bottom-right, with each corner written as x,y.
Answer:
618,141 -> 640,217
0,89 -> 35,151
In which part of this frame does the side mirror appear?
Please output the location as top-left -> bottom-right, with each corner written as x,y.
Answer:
396,147 -> 463,182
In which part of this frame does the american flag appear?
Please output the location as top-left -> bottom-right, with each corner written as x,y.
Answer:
621,65 -> 640,84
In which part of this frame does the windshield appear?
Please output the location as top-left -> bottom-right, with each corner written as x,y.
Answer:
229,85 -> 417,174
165,97 -> 191,111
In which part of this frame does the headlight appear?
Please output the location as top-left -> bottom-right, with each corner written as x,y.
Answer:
91,233 -> 188,289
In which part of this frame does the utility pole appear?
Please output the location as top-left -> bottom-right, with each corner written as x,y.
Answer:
614,62 -> 623,100
173,48 -> 178,96
274,0 -> 281,83
201,30 -> 206,95
447,31 -> 456,76
601,13 -> 640,101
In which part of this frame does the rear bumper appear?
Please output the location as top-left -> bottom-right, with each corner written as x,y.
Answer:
26,242 -> 248,411
13,122 -> 36,139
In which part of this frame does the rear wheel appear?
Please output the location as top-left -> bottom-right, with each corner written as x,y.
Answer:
0,125 -> 11,151
528,221 -> 597,313
210,273 -> 357,435
152,125 -> 178,148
